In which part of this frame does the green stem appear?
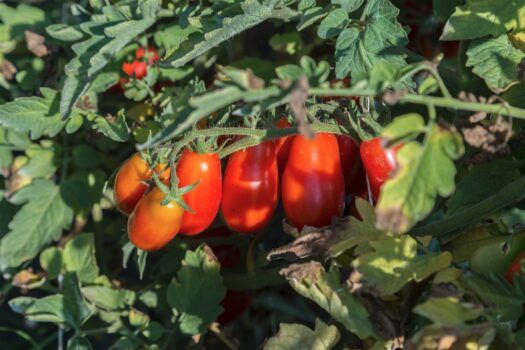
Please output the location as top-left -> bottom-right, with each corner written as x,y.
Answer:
411,175 -> 525,240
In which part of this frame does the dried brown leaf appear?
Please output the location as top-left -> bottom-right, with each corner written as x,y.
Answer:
25,30 -> 48,57
289,76 -> 314,139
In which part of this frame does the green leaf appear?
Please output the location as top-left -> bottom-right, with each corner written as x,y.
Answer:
39,247 -> 62,280
134,249 -> 147,280
335,0 -> 408,81
463,273 -> 524,321
9,295 -> 67,324
46,24 -> 84,42
328,198 -> 385,257
0,4 -> 46,39
63,233 -> 100,283
60,1 -> 160,118
414,297 -> 483,327
297,6 -> 332,32
61,170 -> 105,216
82,286 -> 136,311
432,0 -> 461,22
317,9 -> 348,39
441,0 -> 525,40
0,88 -> 69,139
466,34 -> 525,93
141,321 -> 165,341
62,273 -> 93,327
332,0 -> 364,13
0,180 -> 73,270
446,158 -> 520,216
153,24 -> 199,52
72,145 -> 103,169
282,262 -> 377,340
352,235 -> 451,295
67,337 -> 93,350
380,113 -> 425,141
167,245 -> 225,335
160,0 -> 297,68
20,142 -> 56,179
263,319 -> 340,350
376,124 -> 464,233
92,113 -> 129,142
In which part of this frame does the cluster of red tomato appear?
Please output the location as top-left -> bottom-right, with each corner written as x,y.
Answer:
113,118 -> 402,251
111,46 -> 160,92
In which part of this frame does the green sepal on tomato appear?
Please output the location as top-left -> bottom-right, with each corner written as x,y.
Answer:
221,141 -> 279,234
177,149 -> 222,235
282,132 -> 345,229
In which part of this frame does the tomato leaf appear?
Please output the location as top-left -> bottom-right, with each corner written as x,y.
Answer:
466,34 -> 525,93
376,124 -> 464,233
0,180 -> 73,270
441,0 -> 525,40
263,319 -> 341,350
39,246 -> 62,280
352,235 -> 451,295
92,112 -> 129,142
380,113 -> 425,141
317,9 -> 348,39
166,245 -> 226,335
334,0 -> 408,81
81,285 -> 136,311
281,261 -> 378,341
63,233 -> 100,283
160,0 -> 298,68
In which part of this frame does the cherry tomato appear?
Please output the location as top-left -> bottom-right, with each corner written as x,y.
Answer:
282,133 -> 345,229
360,137 -> 402,202
337,135 -> 366,194
221,141 -> 279,233
128,186 -> 184,251
114,154 -> 169,215
132,61 -> 148,80
218,290 -> 252,324
177,150 -> 222,235
136,46 -> 160,64
122,62 -> 134,77
274,118 -> 294,176
505,251 -> 525,284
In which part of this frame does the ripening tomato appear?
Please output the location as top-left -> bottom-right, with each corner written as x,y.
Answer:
221,142 -> 279,233
136,46 -> 160,64
114,153 -> 169,215
274,117 -> 294,176
337,135 -> 366,194
505,251 -> 525,284
282,133 -> 345,229
128,186 -> 184,251
177,150 -> 222,235
360,137 -> 402,202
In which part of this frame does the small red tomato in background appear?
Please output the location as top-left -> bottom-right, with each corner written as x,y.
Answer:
505,251 -> 525,284
132,61 -> 148,80
221,141 -> 279,234
218,290 -> 252,324
282,133 -> 345,229
114,153 -> 169,215
337,135 -> 365,195
274,117 -> 294,176
128,186 -> 184,251
136,46 -> 160,65
360,137 -> 402,202
177,150 -> 222,235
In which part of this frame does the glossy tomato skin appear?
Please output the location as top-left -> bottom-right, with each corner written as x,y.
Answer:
360,138 -> 402,202
114,154 -> 165,215
274,118 -> 294,176
337,135 -> 366,194
128,186 -> 184,251
177,150 -> 222,235
505,251 -> 525,284
282,133 -> 345,229
221,141 -> 279,234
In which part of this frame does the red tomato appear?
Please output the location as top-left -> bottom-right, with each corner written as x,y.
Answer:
221,141 -> 279,233
505,251 -> 525,284
282,133 -> 345,229
132,61 -> 148,80
337,135 -> 366,194
177,150 -> 222,235
218,290 -> 252,324
128,186 -> 184,251
122,62 -> 134,77
274,118 -> 294,176
360,138 -> 402,202
114,154 -> 169,215
136,46 -> 160,64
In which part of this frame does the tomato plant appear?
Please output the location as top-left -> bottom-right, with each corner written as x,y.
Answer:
2,0 -> 525,349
